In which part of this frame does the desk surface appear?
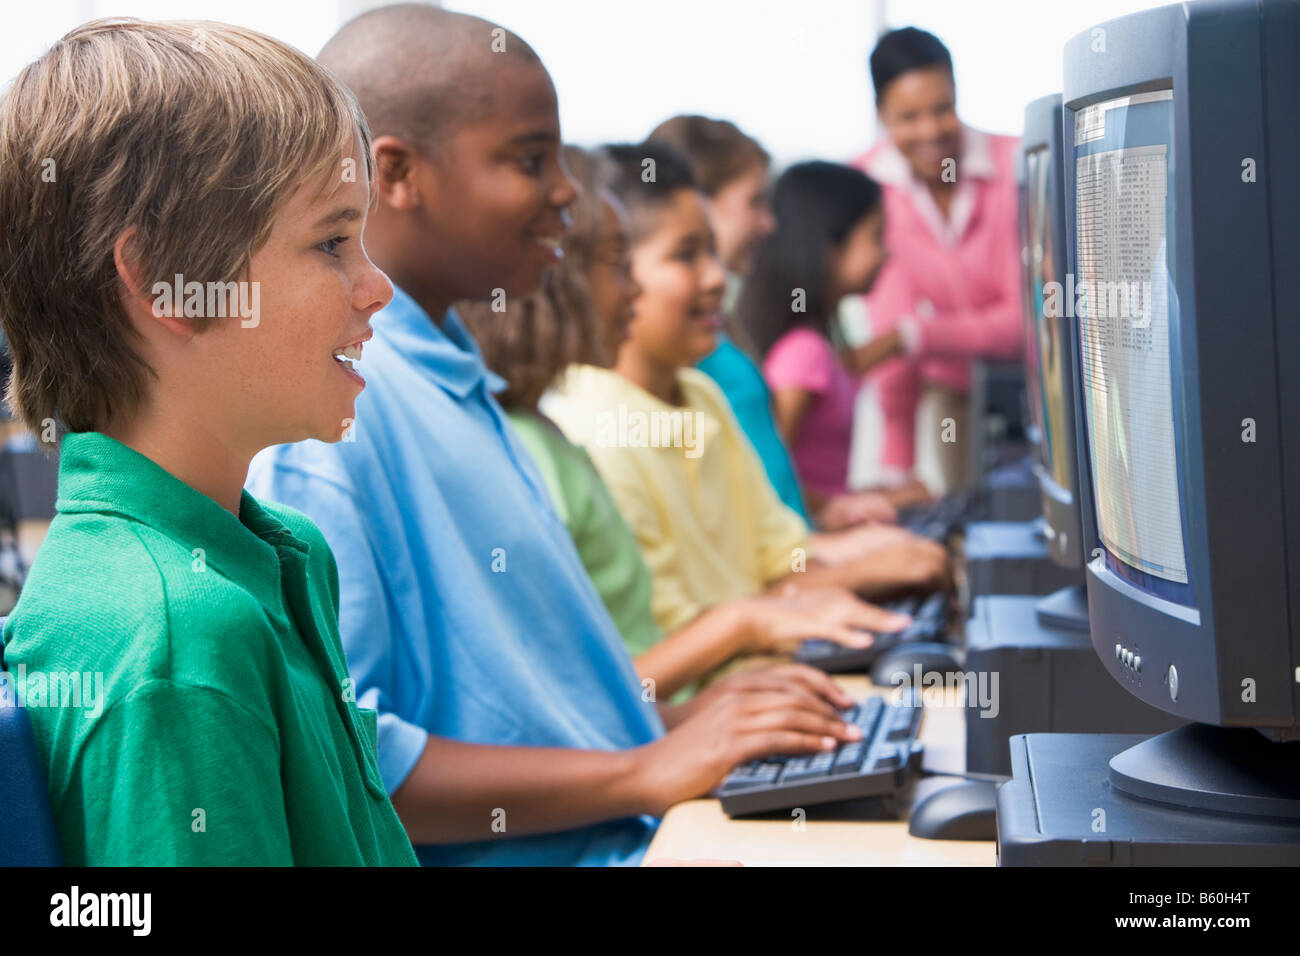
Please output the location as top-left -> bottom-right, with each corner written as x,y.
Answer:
645,679 -> 996,866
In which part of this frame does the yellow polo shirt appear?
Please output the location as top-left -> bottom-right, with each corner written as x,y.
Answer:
546,365 -> 808,633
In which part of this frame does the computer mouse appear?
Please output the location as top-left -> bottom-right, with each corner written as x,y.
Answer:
869,641 -> 962,688
907,777 -> 999,841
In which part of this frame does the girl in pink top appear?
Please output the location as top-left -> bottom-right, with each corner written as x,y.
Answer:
849,27 -> 1024,482
740,161 -> 892,512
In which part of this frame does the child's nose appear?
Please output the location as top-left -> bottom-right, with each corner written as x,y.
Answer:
553,167 -> 580,211
359,259 -> 394,314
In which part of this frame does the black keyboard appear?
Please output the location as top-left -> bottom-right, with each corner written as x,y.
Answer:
718,695 -> 924,817
897,490 -> 978,541
793,591 -> 950,674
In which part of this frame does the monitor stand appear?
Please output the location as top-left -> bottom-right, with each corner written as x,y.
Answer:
1109,723 -> 1300,817
997,732 -> 1300,865
1033,583 -> 1090,632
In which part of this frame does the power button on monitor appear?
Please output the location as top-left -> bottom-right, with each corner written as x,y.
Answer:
1168,664 -> 1179,701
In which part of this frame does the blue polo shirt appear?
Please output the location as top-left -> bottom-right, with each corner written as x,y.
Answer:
246,287 -> 664,867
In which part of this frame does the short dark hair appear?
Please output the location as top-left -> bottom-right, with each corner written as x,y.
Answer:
737,161 -> 883,358
599,141 -> 697,244
319,4 -> 542,158
869,27 -> 953,103
646,115 -> 769,196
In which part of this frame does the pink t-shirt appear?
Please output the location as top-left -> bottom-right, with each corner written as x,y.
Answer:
763,326 -> 859,499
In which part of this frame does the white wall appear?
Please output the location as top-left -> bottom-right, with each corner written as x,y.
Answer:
445,0 -> 1162,164
6,0 -> 1164,167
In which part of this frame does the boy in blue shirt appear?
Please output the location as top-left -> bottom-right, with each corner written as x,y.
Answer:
248,5 -> 861,866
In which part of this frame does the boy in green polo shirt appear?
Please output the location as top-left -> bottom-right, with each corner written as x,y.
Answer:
0,18 -> 417,866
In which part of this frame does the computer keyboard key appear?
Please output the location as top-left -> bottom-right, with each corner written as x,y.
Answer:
891,595 -> 922,618
854,697 -> 885,734
799,639 -> 833,659
915,592 -> 949,622
832,741 -> 866,774
720,762 -> 783,792
808,752 -> 835,772
873,749 -> 902,771
781,757 -> 832,783
779,757 -> 810,775
889,707 -> 915,730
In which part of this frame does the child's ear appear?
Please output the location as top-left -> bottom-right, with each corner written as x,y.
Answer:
372,135 -> 425,212
112,227 -> 190,336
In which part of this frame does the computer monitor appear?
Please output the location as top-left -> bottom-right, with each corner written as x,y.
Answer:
1015,94 -> 1090,631
1019,94 -> 1083,570
1065,0 -> 1299,811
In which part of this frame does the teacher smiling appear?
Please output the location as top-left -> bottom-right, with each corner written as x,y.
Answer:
851,27 -> 1023,492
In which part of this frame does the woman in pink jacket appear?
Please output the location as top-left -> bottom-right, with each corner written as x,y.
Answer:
850,27 -> 1023,491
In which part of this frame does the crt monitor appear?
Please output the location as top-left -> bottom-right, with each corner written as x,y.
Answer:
1019,93 -> 1085,572
1065,0 -> 1300,812
1018,93 -> 1089,632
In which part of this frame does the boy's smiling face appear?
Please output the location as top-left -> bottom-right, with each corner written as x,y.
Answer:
403,59 -> 577,305
623,188 -> 727,370
193,135 -> 392,449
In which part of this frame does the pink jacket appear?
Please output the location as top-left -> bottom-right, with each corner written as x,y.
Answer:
851,125 -> 1024,470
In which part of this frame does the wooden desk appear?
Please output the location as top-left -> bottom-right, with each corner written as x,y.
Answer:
645,679 -> 996,866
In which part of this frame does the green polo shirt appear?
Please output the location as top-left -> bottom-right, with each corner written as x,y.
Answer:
0,432 -> 418,866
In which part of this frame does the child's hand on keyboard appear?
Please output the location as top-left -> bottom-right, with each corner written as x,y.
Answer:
820,536 -> 951,596
685,662 -> 856,715
878,477 -> 934,510
818,490 -> 898,531
632,688 -> 863,816
879,537 -> 951,589
809,523 -> 922,565
740,587 -> 910,654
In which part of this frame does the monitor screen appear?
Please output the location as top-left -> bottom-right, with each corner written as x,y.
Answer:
1021,145 -> 1072,493
1074,89 -> 1193,603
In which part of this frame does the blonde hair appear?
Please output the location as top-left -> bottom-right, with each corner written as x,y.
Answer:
459,145 -> 612,410
0,18 -> 373,434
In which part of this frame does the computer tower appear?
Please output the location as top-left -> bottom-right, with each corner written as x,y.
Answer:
960,521 -> 1082,611
964,594 -> 1183,777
